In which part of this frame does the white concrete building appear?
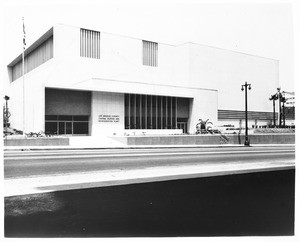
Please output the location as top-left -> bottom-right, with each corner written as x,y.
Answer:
6,24 -> 279,136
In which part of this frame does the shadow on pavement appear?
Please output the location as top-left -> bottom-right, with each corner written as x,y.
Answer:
5,169 -> 295,237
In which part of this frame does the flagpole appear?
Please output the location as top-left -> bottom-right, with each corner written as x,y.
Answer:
22,17 -> 25,136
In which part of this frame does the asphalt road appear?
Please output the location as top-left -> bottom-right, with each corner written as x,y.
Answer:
4,146 -> 295,179
5,169 -> 295,237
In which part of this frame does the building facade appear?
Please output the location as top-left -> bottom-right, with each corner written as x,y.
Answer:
6,24 -> 279,136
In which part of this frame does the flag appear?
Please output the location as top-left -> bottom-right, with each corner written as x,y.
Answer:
22,17 -> 26,50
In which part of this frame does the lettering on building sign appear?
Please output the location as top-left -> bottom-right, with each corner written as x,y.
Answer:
98,114 -> 120,123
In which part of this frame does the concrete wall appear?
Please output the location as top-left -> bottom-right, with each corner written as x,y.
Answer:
4,133 -> 294,146
188,43 -> 279,113
219,133 -> 294,145
189,88 -> 218,133
48,24 -> 183,88
4,137 -> 69,146
126,135 -> 222,145
91,91 -> 125,136
7,60 -> 54,133
245,134 -> 295,144
124,134 -> 295,145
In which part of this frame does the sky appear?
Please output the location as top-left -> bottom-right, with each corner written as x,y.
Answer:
0,0 -> 296,93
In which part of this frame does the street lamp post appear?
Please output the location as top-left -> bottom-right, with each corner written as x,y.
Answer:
281,96 -> 286,128
277,88 -> 282,128
4,95 -> 9,112
3,96 -> 10,136
241,82 -> 251,146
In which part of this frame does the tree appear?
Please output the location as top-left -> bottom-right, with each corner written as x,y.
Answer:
196,119 -> 213,134
269,94 -> 278,127
3,106 -> 11,128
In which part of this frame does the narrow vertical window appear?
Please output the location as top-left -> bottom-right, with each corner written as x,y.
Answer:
80,28 -> 100,59
142,40 -> 158,67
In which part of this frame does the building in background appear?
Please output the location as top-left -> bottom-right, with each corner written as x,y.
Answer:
282,91 -> 295,128
6,24 -> 279,136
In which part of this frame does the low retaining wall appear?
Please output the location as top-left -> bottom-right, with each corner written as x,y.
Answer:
126,135 -> 220,145
229,133 -> 295,145
3,134 -> 295,147
4,137 -> 70,146
125,133 -> 295,146
246,134 -> 295,144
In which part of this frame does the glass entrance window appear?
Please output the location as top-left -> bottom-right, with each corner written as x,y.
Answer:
177,122 -> 187,133
45,115 -> 89,135
58,122 -> 65,135
66,122 -> 72,134
73,122 -> 88,134
45,122 -> 57,135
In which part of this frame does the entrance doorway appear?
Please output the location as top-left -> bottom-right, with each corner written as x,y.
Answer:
45,115 -> 89,135
177,122 -> 187,134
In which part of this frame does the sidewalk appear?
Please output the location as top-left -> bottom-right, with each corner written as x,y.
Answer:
4,133 -> 295,150
3,143 -> 295,151
4,158 -> 294,197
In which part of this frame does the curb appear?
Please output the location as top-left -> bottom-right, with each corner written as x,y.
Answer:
4,144 -> 295,151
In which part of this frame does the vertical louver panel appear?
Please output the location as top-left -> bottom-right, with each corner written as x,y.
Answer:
11,36 -> 53,82
124,94 -> 178,130
142,40 -> 158,67
80,28 -> 101,59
